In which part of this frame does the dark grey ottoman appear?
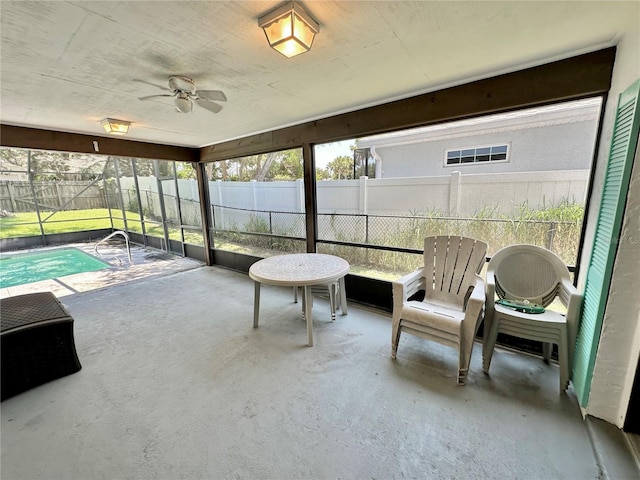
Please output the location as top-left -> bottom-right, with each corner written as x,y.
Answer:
1,292 -> 82,400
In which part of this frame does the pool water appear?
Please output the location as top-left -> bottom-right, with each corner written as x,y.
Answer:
0,248 -> 111,288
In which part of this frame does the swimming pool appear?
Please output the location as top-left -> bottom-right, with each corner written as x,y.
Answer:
0,248 -> 111,288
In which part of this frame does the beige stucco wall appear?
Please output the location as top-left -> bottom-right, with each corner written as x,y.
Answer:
579,6 -> 640,427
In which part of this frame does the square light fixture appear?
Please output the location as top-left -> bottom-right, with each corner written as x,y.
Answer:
258,1 -> 319,58
100,118 -> 130,135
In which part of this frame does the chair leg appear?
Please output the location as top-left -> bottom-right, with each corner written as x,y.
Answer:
329,283 -> 337,321
542,342 -> 552,364
391,318 -> 401,359
482,317 -> 499,373
301,288 -> 312,321
333,282 -> 341,312
559,330 -> 570,392
559,347 -> 569,392
457,352 -> 469,385
457,320 -> 478,385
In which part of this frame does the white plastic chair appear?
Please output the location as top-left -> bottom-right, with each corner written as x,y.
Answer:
293,282 -> 341,320
391,236 -> 488,385
482,244 -> 582,392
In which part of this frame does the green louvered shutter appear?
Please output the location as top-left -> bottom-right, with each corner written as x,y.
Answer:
573,79 -> 640,407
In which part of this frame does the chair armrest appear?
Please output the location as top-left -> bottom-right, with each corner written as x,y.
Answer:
392,269 -> 424,304
468,277 -> 485,306
465,277 -> 485,317
559,277 -> 580,302
559,278 -> 582,318
485,268 -> 497,320
462,276 -> 486,338
560,278 -> 582,362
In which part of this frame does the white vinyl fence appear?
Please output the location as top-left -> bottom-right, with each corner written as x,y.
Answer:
116,169 -> 588,231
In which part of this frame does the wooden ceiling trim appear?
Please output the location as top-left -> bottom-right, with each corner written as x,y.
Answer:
200,47 -> 615,162
0,125 -> 199,162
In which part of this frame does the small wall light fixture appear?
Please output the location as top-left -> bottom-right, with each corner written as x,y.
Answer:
258,1 -> 319,58
100,118 -> 131,135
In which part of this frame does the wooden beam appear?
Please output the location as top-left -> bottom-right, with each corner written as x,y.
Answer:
200,47 -> 616,163
0,125 -> 199,162
302,143 -> 317,253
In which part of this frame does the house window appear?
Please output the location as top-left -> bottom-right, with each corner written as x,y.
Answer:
446,144 -> 509,165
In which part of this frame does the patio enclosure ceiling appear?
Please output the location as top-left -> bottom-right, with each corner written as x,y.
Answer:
0,1 -> 637,148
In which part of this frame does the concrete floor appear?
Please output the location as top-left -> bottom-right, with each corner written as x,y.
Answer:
1,264 -> 638,479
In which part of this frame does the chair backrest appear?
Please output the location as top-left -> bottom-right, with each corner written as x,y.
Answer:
489,244 -> 570,307
423,236 -> 488,307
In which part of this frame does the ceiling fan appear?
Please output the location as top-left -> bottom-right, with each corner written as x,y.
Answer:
138,76 -> 227,114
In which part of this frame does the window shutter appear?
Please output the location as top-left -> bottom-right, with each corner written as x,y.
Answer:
573,79 -> 640,407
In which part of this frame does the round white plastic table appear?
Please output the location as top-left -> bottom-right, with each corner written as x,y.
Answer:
248,253 -> 349,346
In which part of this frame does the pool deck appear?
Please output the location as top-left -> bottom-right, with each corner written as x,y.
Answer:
0,242 -> 204,299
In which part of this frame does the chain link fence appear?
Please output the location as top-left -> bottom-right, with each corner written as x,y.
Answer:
211,205 -> 307,254
211,206 -> 581,272
318,213 -> 579,262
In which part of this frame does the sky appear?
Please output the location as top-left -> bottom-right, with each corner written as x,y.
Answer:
313,140 -> 354,169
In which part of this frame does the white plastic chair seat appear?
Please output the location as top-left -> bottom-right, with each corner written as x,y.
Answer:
401,301 -> 464,335
494,304 -> 568,329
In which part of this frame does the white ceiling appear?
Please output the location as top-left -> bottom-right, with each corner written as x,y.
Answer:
1,1 -> 637,148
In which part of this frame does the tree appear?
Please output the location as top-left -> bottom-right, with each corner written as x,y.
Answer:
1,147 -> 108,180
29,150 -> 71,180
254,152 -> 280,181
176,162 -> 196,180
204,161 -> 224,181
208,149 -> 303,182
326,155 -> 353,180
269,149 -> 303,180
71,153 -> 106,180
0,147 -> 28,171
316,168 -> 330,181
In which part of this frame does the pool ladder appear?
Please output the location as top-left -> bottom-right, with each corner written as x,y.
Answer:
94,230 -> 133,266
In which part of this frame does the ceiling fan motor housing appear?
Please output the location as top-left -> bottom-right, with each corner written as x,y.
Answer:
169,76 -> 196,94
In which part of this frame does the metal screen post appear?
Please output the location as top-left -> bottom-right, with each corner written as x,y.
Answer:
112,157 -> 128,232
131,159 -> 147,245
171,162 -> 186,257
27,151 -> 46,244
195,162 -> 212,266
153,160 -> 170,252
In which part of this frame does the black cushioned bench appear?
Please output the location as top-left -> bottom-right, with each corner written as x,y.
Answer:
1,292 -> 82,400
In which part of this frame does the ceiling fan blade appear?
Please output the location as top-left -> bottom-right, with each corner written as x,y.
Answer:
196,90 -> 227,102
132,78 -> 171,91
196,98 -> 223,114
139,94 -> 175,101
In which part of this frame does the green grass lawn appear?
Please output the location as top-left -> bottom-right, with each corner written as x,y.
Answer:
0,209 -> 113,238
0,209 -> 204,246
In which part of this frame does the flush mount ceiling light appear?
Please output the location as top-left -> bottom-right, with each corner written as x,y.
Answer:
258,1 -> 319,58
100,118 -> 130,135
